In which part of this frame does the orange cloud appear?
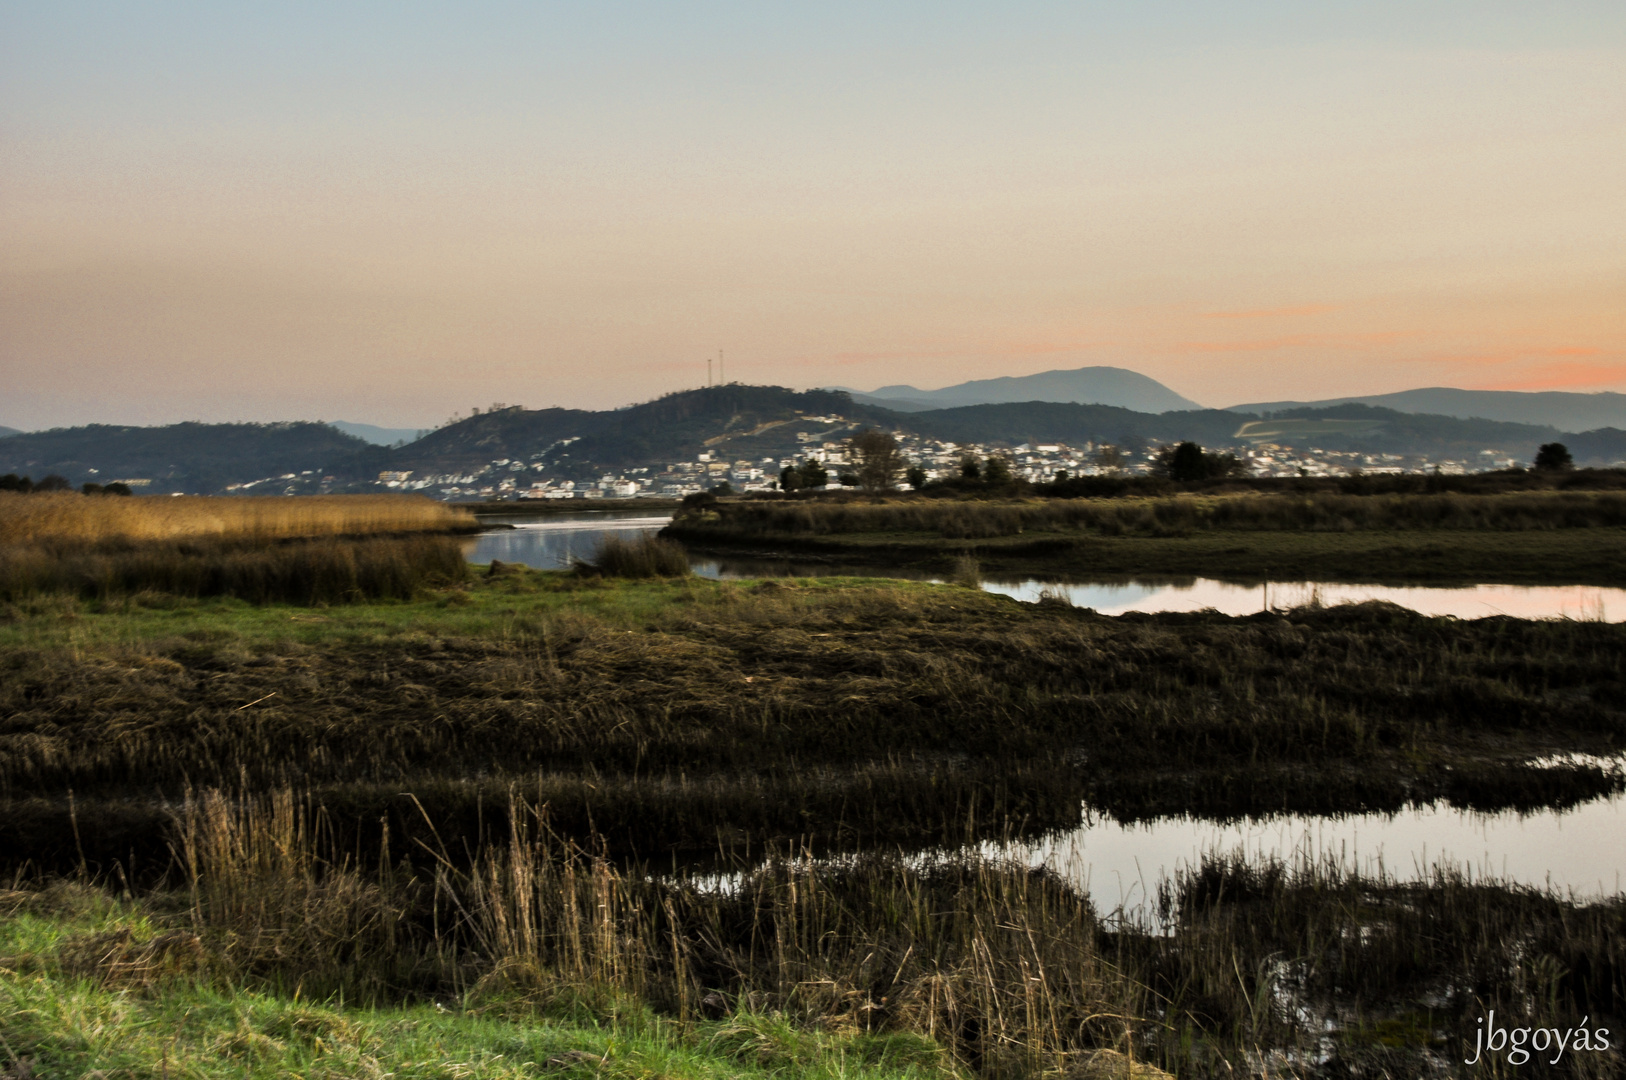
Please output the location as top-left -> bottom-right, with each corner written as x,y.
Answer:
1200,304 -> 1339,320
1475,361 -> 1626,392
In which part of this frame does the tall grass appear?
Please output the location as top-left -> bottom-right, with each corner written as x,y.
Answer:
167,789 -> 1139,1074
0,492 -> 475,603
0,491 -> 476,548
671,491 -> 1626,541
576,533 -> 691,578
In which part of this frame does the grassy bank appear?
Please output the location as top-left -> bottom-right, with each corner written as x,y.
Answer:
0,882 -> 964,1080
665,492 -> 1626,583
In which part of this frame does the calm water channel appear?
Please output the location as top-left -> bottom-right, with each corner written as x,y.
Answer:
468,512 -> 1626,915
466,511 -> 1626,622
1006,790 -> 1624,925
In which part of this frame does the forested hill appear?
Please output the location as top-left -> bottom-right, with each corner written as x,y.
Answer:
0,422 -> 383,494
389,385 -> 897,472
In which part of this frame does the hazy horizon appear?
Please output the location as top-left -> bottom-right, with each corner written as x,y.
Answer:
5,2 -> 1624,431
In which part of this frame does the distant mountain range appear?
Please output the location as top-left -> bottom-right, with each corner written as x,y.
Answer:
3,384 -> 1624,494
0,426 -> 22,439
328,421 -> 430,446
1228,388 -> 1626,435
838,366 -> 1202,414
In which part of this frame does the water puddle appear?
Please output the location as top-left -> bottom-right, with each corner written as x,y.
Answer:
468,513 -> 1624,621
983,577 -> 1623,622
1009,788 -> 1625,926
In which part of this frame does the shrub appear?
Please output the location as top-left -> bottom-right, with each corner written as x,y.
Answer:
1535,442 -> 1574,471
577,533 -> 690,578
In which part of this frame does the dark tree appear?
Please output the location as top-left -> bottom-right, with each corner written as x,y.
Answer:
1162,441 -> 1207,482
795,459 -> 829,489
1534,443 -> 1573,471
982,455 -> 1014,485
959,457 -> 981,481
1155,441 -> 1245,482
846,428 -> 907,492
81,482 -> 104,495
0,474 -> 31,493
779,466 -> 803,492
35,474 -> 72,492
905,465 -> 928,489
103,482 -> 133,496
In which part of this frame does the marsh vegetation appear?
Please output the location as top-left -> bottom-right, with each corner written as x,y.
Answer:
665,491 -> 1626,584
2,501 -> 1623,1077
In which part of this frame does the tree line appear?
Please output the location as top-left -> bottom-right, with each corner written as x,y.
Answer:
0,474 -> 133,496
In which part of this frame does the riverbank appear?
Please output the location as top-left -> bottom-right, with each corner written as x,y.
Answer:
663,491 -> 1626,584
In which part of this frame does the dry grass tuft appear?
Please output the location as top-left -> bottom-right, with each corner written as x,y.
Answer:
56,927 -> 207,987
575,534 -> 691,578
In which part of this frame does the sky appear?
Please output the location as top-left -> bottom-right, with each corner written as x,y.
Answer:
3,1 -> 1624,429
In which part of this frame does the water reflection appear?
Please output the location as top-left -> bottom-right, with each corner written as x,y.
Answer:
984,577 -> 1622,622
1007,789 -> 1625,926
465,512 -> 670,569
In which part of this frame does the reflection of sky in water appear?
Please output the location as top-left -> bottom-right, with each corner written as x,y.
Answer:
465,514 -> 670,570
1004,790 -> 1625,926
982,578 -> 1624,622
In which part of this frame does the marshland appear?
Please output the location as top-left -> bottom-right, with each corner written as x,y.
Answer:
2,490 -> 1623,1078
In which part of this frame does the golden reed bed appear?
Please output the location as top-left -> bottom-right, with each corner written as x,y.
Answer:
0,493 -> 476,548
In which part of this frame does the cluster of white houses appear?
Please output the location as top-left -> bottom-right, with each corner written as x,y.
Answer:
362,421 -> 1527,500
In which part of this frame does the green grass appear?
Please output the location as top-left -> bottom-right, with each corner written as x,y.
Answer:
0,567 -> 902,652
0,898 -> 964,1080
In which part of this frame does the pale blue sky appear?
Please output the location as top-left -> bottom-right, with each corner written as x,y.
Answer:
4,2 -> 1624,426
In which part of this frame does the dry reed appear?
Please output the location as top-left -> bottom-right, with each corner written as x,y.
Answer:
0,492 -> 476,549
